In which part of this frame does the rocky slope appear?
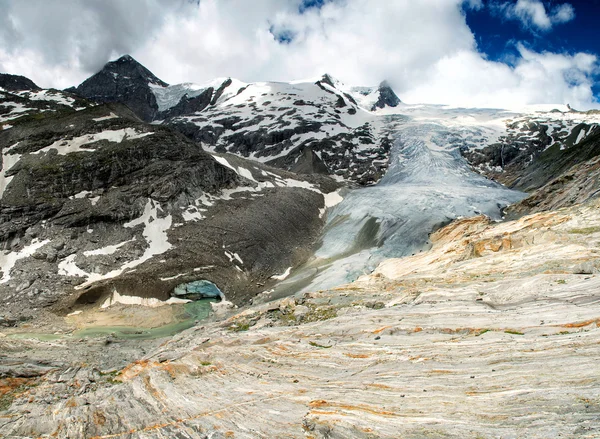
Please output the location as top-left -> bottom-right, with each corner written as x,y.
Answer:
0,90 -> 341,325
1,78 -> 91,131
460,107 -> 600,191
1,196 -> 599,439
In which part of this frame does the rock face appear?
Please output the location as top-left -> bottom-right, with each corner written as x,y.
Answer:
371,80 -> 401,110
505,139 -> 600,218
0,73 -> 41,92
460,109 -> 600,192
70,55 -> 168,122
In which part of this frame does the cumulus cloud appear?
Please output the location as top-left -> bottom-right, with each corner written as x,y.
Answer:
496,0 -> 575,32
0,0 -> 186,86
552,3 -> 576,24
0,0 -> 597,109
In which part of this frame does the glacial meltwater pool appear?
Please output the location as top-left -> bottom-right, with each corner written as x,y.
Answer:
8,299 -> 217,341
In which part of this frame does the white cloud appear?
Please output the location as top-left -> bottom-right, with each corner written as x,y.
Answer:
497,0 -> 576,31
552,3 -> 576,24
0,0 -> 597,109
464,0 -> 484,10
403,45 -> 597,109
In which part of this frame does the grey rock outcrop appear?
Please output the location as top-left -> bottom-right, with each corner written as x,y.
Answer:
371,80 -> 401,111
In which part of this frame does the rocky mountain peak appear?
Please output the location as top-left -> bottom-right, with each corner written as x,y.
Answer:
371,80 -> 401,110
319,73 -> 337,88
70,54 -> 168,121
0,73 -> 41,92
105,54 -> 168,87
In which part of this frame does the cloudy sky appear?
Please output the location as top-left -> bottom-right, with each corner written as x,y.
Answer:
0,0 -> 598,109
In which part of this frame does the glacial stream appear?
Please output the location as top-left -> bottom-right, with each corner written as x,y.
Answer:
273,112 -> 527,296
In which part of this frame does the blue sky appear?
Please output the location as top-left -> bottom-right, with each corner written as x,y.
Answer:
464,0 -> 600,99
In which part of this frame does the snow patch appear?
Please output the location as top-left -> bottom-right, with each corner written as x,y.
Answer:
33,128 -> 153,156
319,189 -> 344,218
83,238 -> 135,257
213,155 -> 237,172
0,142 -> 22,198
58,200 -> 173,289
0,239 -> 50,284
271,267 -> 292,280
575,129 -> 586,145
101,290 -> 190,309
92,112 -> 119,122
225,250 -> 243,265
160,273 -> 187,281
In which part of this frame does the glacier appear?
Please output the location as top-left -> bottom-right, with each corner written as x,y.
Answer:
274,107 -> 528,295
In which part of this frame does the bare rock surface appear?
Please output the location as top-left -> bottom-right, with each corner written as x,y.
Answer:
2,199 -> 600,438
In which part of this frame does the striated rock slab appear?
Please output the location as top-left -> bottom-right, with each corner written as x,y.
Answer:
2,199 -> 600,438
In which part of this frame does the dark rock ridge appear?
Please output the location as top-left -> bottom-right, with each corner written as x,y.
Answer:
0,73 -> 41,92
461,113 -> 600,192
505,129 -> 600,218
371,81 -> 401,111
69,54 -> 168,122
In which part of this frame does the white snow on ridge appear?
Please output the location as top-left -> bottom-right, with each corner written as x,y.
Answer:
92,112 -> 119,122
212,154 -> 257,182
33,128 -> 153,156
213,155 -> 237,172
0,102 -> 35,123
15,89 -> 75,107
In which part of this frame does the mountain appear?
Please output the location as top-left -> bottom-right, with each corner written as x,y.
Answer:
0,90 -> 340,323
69,56 -> 402,185
2,56 -> 600,439
162,74 -> 396,185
